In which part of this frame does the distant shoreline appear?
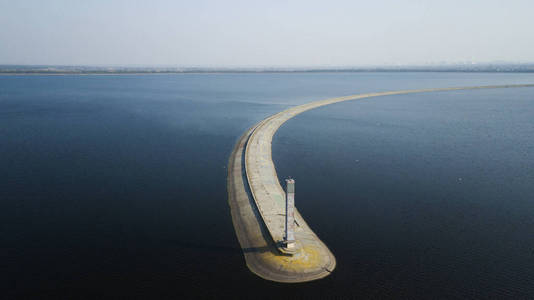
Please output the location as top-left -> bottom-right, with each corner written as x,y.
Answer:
2,70 -> 534,76
2,64 -> 534,75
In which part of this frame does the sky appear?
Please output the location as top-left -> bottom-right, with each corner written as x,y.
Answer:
1,0 -> 533,67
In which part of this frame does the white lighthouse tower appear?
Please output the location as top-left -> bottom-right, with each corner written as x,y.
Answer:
284,178 -> 296,249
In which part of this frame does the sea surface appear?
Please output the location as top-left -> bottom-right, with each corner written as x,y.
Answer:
1,73 -> 534,298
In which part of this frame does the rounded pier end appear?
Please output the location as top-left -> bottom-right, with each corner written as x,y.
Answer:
227,124 -> 335,283
247,223 -> 336,283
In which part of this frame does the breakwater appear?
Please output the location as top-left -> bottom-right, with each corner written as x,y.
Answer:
227,84 -> 534,283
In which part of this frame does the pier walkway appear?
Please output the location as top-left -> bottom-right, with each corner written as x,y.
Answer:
228,84 -> 534,282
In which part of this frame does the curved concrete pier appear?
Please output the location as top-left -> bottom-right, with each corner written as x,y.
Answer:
227,84 -> 534,283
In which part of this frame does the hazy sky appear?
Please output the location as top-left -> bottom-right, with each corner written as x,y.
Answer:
1,0 -> 533,66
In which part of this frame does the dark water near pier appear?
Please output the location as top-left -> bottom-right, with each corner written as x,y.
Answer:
2,73 -> 534,298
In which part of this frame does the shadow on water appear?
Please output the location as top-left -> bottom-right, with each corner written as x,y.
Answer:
165,240 -> 242,254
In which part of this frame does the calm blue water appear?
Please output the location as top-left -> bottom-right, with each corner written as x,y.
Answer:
1,73 -> 534,298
